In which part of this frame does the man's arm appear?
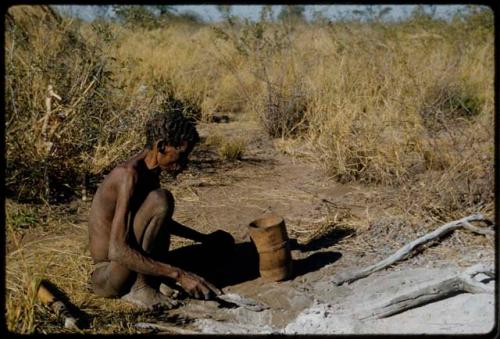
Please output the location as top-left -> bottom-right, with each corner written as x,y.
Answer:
107,168 -> 221,298
107,168 -> 182,279
170,220 -> 235,251
170,220 -> 207,243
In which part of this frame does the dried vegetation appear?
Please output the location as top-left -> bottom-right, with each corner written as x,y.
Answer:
5,5 -> 494,334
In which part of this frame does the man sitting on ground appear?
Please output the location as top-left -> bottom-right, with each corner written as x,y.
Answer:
88,110 -> 232,310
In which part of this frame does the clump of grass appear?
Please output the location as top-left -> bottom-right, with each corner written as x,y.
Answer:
204,133 -> 225,147
420,82 -> 483,131
204,133 -> 246,160
7,203 -> 41,230
217,137 -> 246,161
259,81 -> 308,138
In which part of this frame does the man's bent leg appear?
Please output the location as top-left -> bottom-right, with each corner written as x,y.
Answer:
90,261 -> 135,297
120,189 -> 179,310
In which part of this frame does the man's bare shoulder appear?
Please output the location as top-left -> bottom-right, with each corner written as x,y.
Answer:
101,153 -> 144,187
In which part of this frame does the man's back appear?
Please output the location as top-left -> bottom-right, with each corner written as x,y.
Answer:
88,151 -> 159,263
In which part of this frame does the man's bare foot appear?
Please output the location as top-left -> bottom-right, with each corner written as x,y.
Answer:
121,284 -> 180,311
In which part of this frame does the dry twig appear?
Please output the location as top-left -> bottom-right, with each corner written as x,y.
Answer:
332,214 -> 493,285
41,85 -> 62,200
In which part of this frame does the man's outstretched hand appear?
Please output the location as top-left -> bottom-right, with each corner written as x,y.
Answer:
178,271 -> 222,300
175,230 -> 234,299
204,230 -> 235,251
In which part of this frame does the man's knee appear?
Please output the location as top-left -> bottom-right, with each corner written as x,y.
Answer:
147,189 -> 175,219
132,189 -> 174,249
90,262 -> 133,298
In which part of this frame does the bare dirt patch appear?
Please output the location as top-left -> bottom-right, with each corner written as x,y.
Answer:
146,119 -> 494,334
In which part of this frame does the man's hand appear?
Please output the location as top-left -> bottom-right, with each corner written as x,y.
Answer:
177,271 -> 222,300
204,230 -> 235,249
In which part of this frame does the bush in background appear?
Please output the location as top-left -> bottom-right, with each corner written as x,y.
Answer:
5,6 -> 119,202
5,5 -> 493,212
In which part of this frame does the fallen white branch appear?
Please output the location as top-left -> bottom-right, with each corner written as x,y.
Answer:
41,84 -> 62,201
463,221 -> 494,236
332,214 -> 493,286
360,263 -> 494,320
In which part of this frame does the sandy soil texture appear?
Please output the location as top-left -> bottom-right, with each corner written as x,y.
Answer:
7,118 -> 494,334
147,119 -> 496,335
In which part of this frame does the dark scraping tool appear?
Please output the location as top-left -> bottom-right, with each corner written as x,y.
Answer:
215,293 -> 269,312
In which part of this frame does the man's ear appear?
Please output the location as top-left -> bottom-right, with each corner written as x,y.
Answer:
155,140 -> 166,153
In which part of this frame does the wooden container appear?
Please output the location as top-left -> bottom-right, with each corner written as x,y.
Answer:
248,214 -> 293,281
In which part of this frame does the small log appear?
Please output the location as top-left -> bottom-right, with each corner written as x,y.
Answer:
332,213 -> 493,286
37,280 -> 80,330
360,263 -> 494,320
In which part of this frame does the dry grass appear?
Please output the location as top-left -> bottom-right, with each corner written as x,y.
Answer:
5,199 -> 194,334
302,23 -> 492,186
218,139 -> 246,161
5,5 -> 494,335
6,6 -> 493,201
5,200 -> 90,333
204,133 -> 225,148
204,132 -> 247,161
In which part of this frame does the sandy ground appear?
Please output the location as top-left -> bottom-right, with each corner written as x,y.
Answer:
283,266 -> 495,334
146,119 -> 496,335
8,118 -> 494,334
183,265 -> 495,334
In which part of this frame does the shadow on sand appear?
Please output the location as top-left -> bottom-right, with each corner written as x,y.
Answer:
167,234 -> 344,289
289,226 -> 355,252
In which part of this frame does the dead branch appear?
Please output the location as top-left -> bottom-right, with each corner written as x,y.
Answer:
41,84 -> 61,200
41,84 -> 61,140
463,221 -> 494,236
332,214 -> 493,286
37,280 -> 80,330
360,263 -> 494,320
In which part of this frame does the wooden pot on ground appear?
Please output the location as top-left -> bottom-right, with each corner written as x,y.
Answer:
248,214 -> 293,281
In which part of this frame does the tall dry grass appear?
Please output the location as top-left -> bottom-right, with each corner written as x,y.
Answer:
5,6 -> 494,333
7,7 -> 492,205
91,14 -> 493,194
303,21 -> 493,187
5,6 -> 130,202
